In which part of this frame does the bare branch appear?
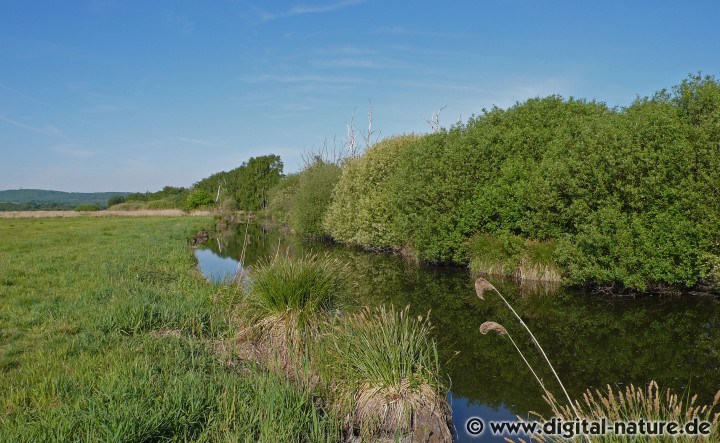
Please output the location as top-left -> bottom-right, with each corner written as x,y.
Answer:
427,105 -> 447,133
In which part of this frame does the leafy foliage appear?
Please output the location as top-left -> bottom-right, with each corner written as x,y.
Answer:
194,155 -> 283,210
319,74 -> 720,291
266,173 -> 301,226
323,135 -> 419,249
184,189 -> 214,210
290,161 -> 342,239
107,195 -> 125,207
117,186 -> 191,210
268,159 -> 341,238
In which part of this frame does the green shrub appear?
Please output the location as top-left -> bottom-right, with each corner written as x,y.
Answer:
194,155 -> 283,211
288,160 -> 341,239
323,135 -> 419,249
107,195 -> 125,207
317,74 -> 720,291
267,173 -> 301,225
185,190 -> 214,210
74,203 -> 101,212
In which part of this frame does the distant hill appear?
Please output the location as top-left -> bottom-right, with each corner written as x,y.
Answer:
0,189 -> 130,210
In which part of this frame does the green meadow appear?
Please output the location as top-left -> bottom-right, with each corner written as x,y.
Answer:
0,217 -> 338,442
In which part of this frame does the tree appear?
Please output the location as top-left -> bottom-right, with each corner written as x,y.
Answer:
225,155 -> 284,210
107,195 -> 125,207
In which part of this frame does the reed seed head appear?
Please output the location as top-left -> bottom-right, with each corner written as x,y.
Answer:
479,321 -> 507,336
474,278 -> 495,300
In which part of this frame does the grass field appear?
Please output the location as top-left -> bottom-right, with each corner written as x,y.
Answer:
0,217 -> 338,442
0,209 -> 212,218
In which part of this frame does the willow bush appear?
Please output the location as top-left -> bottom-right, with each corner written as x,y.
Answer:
323,135 -> 419,249
268,159 -> 341,239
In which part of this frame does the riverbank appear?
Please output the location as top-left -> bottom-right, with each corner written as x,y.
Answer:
196,220 -> 720,436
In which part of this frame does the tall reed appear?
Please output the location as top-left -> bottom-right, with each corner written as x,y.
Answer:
475,277 -> 581,422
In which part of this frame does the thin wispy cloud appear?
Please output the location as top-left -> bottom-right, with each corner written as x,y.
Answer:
0,82 -> 49,107
86,104 -> 126,113
315,58 -> 380,68
259,0 -> 364,22
0,115 -> 73,142
169,136 -> 216,146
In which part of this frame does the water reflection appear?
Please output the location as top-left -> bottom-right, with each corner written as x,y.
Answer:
194,248 -> 240,283
195,222 -> 720,441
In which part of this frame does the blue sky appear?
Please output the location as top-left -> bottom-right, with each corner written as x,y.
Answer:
1,0 -> 718,192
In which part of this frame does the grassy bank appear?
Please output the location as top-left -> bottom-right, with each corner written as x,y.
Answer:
236,254 -> 453,441
0,217 -> 338,441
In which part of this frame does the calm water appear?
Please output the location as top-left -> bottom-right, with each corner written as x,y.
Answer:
195,222 -> 720,442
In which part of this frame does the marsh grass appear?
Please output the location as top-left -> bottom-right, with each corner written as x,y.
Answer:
467,234 -> 562,283
0,217 -> 339,442
238,253 -> 346,378
319,306 -> 452,441
244,254 -> 344,326
520,381 -> 720,442
475,277 -> 585,433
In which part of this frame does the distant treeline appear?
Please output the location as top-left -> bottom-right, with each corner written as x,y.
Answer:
266,74 -> 720,292
0,201 -> 75,211
0,189 -> 128,209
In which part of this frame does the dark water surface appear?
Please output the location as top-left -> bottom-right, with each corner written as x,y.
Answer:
195,222 -> 720,442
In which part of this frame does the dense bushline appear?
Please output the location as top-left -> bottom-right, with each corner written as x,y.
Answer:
268,159 -> 342,238
106,155 -> 284,212
0,201 -> 75,211
288,74 -> 720,291
107,186 -> 191,210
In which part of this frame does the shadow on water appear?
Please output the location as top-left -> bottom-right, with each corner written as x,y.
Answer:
195,222 -> 720,442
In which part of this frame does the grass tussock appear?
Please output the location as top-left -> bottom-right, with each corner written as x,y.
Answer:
321,306 -> 452,441
239,253 -> 346,376
232,255 -> 453,441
